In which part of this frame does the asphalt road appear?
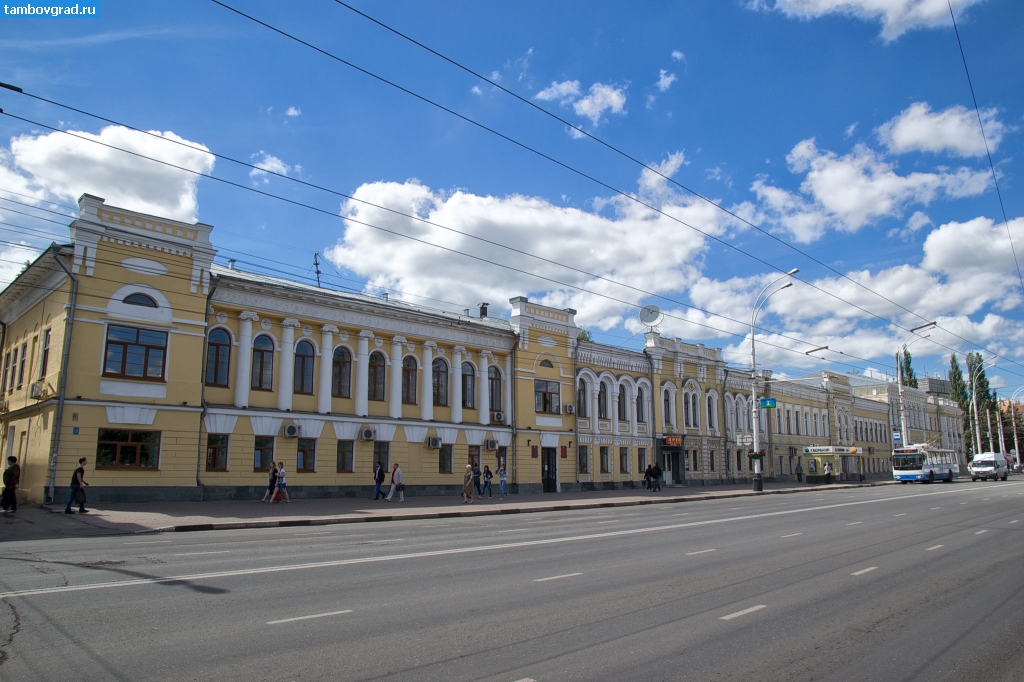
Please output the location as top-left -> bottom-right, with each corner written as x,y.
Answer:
1,480 -> 1022,682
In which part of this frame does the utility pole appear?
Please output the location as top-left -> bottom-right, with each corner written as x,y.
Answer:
313,252 -> 322,288
997,404 -> 1006,455
986,410 -> 993,453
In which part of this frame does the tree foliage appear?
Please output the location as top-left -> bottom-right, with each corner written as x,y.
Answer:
900,348 -> 918,389
577,328 -> 593,342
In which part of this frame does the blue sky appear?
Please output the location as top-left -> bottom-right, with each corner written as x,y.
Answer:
1,0 -> 1022,392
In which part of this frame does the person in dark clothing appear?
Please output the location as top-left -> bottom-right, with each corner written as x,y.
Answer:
651,463 -> 663,491
374,462 -> 386,500
644,464 -> 654,491
472,464 -> 483,496
64,457 -> 89,514
2,456 -> 20,513
260,463 -> 278,503
794,461 -> 803,483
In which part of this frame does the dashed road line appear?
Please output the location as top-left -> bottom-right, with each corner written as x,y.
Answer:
847,522 -> 862,526
686,549 -> 717,556
894,513 -> 906,517
534,573 -> 582,583
975,530 -> 988,535
173,551 -> 230,556
720,605 -> 767,620
852,567 -> 878,576
926,545 -> 943,551
124,541 -> 172,545
267,609 -> 352,625
781,533 -> 803,538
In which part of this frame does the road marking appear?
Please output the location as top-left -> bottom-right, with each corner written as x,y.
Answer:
124,541 -> 172,545
512,678 -> 537,682
294,532 -> 330,537
780,533 -> 802,538
173,551 -> 230,556
686,549 -> 716,555
975,530 -> 988,535
534,573 -> 582,582
931,507 -> 940,510
926,545 -> 943,551
672,513 -> 690,516
894,513 -> 906,517
720,605 -> 767,620
983,498 -> 990,500
852,567 -> 878,576
497,529 -> 528,533
594,520 -> 620,524
960,502 -> 967,505
847,522 -> 862,526
267,609 -> 352,625
1010,520 -> 1019,524
4,483 -> 1017,600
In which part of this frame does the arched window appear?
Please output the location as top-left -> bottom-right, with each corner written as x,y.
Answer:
539,359 -> 554,368
736,402 -> 743,432
707,394 -> 716,430
332,347 -> 351,398
251,335 -> 274,390
368,352 -> 386,401
664,393 -> 672,426
617,390 -> 628,421
598,382 -> 608,419
691,394 -> 699,428
123,292 -> 157,308
636,387 -> 646,423
488,366 -> 502,412
401,356 -> 418,404
293,340 -> 315,394
432,358 -> 448,406
577,380 -> 588,418
684,392 -> 691,427
205,328 -> 231,387
461,362 -> 475,408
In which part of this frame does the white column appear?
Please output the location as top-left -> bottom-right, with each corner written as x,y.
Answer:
317,325 -> 338,415
478,351 -> 491,426
503,354 -> 513,425
630,388 -> 638,437
234,311 -> 258,408
277,318 -> 299,411
452,346 -> 464,424
611,390 -> 620,434
421,342 -> 436,421
591,389 -> 600,434
656,387 -> 665,434
355,331 -> 373,417
389,336 -> 406,419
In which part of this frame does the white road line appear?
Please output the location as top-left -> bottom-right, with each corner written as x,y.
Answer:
1010,520 -> 1019,524
594,520 -> 620,524
686,549 -> 717,555
960,502 -> 967,505
672,513 -> 690,516
931,507 -> 941,510
173,551 -> 230,556
847,522 -> 862,526
894,513 -> 906,517
364,539 -> 404,543
4,483 -> 1016,600
975,530 -> 988,535
926,545 -> 943,551
780,533 -> 803,538
267,609 -> 352,625
294,532 -> 330,537
534,573 -> 582,582
852,567 -> 878,576
983,498 -> 990,501
512,678 -> 537,682
124,541 -> 172,545
720,604 -> 767,620
497,529 -> 528,533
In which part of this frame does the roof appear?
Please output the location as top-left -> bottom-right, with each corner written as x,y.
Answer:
0,243 -> 73,324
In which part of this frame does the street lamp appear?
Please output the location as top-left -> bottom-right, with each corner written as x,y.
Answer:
896,322 -> 935,447
1010,387 -> 1024,467
967,355 -> 998,455
750,267 -> 798,492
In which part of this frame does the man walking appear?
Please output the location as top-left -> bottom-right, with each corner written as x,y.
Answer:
651,461 -> 663,492
1,456 -> 20,513
472,462 -> 482,497
386,462 -> 404,502
823,461 -> 833,485
373,461 -> 386,500
644,464 -> 654,491
64,457 -> 89,514
795,460 -> 803,483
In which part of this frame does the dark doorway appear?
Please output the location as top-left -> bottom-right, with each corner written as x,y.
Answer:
541,447 -> 558,492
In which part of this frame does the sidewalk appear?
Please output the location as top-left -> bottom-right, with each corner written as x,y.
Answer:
0,480 -> 894,541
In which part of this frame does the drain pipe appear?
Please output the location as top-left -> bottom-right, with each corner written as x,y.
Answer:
643,347 -> 657,483
511,333 -> 519,488
194,276 -> 218,497
47,247 -> 77,504
573,332 -> 579,486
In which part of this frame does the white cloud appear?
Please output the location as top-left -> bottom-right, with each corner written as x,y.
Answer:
646,94 -> 657,109
638,151 -> 689,200
285,106 -> 301,117
887,210 -> 931,241
535,80 -> 581,105
9,125 -> 214,223
705,166 -> 733,188
0,242 -> 41,288
877,102 -> 1005,157
655,69 -> 677,92
249,151 -> 292,184
573,83 -> 627,126
844,122 -> 858,138
748,0 -> 989,42
471,85 -> 483,96
671,50 -> 686,62
490,70 -> 501,82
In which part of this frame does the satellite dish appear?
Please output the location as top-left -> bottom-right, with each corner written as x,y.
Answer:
639,304 -> 664,328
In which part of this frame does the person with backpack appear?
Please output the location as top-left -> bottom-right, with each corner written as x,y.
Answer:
374,461 -> 386,500
481,465 -> 494,498
2,455 -> 21,513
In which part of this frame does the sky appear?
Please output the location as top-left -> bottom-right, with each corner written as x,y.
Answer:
0,0 -> 1022,393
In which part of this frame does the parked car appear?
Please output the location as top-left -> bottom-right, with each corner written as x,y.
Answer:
969,452 -> 1009,481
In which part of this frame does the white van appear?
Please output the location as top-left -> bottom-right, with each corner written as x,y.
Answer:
969,452 -> 1008,481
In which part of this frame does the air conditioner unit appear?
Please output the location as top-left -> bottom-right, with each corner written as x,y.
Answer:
564,404 -> 576,414
360,427 -> 377,441
283,424 -> 301,437
490,411 -> 504,424
29,382 -> 45,399
484,439 -> 498,451
426,436 -> 442,449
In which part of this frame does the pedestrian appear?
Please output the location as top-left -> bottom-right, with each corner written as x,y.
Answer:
64,456 -> 89,514
481,465 -> 493,498
462,464 -> 474,504
651,462 -> 662,492
1,455 -> 20,513
498,464 -> 508,499
260,462 -> 278,502
386,462 -> 404,502
374,461 -> 386,500
795,461 -> 803,483
274,462 -> 291,503
644,464 -> 654,491
473,462 -> 483,497
823,461 -> 833,485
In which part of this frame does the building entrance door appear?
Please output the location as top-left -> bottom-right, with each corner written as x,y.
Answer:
541,447 -> 558,492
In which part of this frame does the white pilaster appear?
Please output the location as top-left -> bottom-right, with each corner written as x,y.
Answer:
421,341 -> 436,421
389,336 -> 406,419
503,354 -> 513,425
478,351 -> 491,425
592,388 -> 600,434
277,318 -> 299,411
452,346 -> 464,424
355,330 -> 373,417
611,390 -> 620,435
234,311 -> 258,408
317,325 -> 338,415
630,389 -> 638,437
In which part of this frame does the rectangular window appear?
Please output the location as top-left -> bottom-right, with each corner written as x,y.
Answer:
638,447 -> 647,473
17,342 -> 27,387
439,444 -> 453,473
373,441 -> 389,470
103,325 -> 167,381
297,438 -> 316,472
776,408 -> 782,433
206,434 -> 229,471
786,410 -> 792,435
600,446 -> 611,474
619,447 -> 629,474
468,445 -> 481,469
709,450 -> 716,471
534,379 -> 560,414
1,352 -> 9,392
39,330 -> 51,379
96,429 -> 161,469
737,450 -> 743,472
336,440 -> 354,472
254,436 -> 275,471
578,445 -> 589,474
692,450 -> 698,472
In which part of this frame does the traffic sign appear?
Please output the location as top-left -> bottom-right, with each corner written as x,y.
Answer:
759,398 -> 776,409
892,430 -> 902,443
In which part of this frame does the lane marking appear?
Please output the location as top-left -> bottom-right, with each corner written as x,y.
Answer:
846,522 -> 862,526
975,530 -> 988,535
294,532 -> 330,537
983,498 -> 989,500
124,541 -> 172,545
780,533 -> 803,538
931,507 -> 941,510
173,551 -> 230,556
534,573 -> 582,582
852,567 -> 878,576
594,520 -> 620,524
512,678 -> 537,682
267,609 -> 352,625
672,513 -> 690,516
720,604 -> 767,620
686,549 -> 717,556
364,539 -> 404,544
1010,520 -> 1019,524
960,502 -> 967,505
894,513 -> 906,517
5,483 -> 1017,600
926,545 -> 943,551
497,529 -> 528,533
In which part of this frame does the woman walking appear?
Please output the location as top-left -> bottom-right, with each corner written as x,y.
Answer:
498,464 -> 508,500
462,464 -> 474,504
386,462 -> 404,502
260,462 -> 279,503
274,461 -> 291,503
481,465 -> 493,498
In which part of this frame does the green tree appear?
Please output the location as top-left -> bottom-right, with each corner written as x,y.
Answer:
577,328 -> 593,342
900,348 -> 918,389
966,352 -> 997,451
949,354 -> 972,454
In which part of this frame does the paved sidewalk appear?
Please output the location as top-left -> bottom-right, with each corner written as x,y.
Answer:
0,479 -> 896,541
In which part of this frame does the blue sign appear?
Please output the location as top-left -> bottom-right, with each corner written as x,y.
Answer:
892,430 -> 901,443
759,398 -> 776,409
72,427 -> 80,435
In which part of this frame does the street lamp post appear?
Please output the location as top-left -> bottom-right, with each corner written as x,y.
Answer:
896,323 -> 935,447
968,356 -> 997,456
1011,387 -> 1024,467
750,268 -> 798,493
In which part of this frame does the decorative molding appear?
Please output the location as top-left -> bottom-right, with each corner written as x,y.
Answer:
99,379 -> 166,399
535,416 -> 564,428
540,432 -> 561,447
436,427 -> 459,444
371,423 -> 398,441
333,421 -> 363,440
493,431 -> 511,447
291,418 -> 325,439
250,416 -> 283,436
463,429 -> 486,446
105,406 -> 157,425
403,426 -> 428,443
204,413 -> 238,434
